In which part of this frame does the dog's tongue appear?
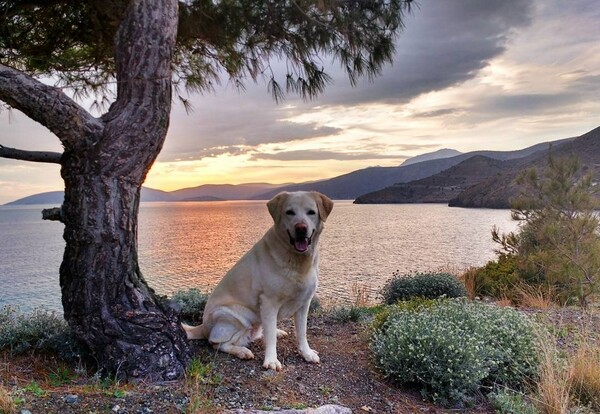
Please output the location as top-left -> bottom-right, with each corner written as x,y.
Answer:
294,238 -> 309,252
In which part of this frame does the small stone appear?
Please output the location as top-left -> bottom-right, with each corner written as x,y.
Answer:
313,405 -> 353,414
64,394 -> 79,404
111,404 -> 121,413
261,370 -> 277,379
360,405 -> 373,412
20,410 -> 32,414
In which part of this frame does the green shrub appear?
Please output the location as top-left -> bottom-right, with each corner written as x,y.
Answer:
371,298 -> 539,407
488,388 -> 538,414
380,272 -> 467,304
470,254 -> 555,305
309,296 -> 321,314
327,305 -> 367,323
170,288 -> 210,323
470,254 -> 524,300
371,298 -> 436,333
0,306 -> 80,361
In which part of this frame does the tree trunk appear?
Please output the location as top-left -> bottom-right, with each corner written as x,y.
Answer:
58,0 -> 190,381
0,0 -> 192,380
60,158 -> 189,380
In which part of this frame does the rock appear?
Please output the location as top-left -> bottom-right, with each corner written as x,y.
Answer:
224,404 -> 352,414
64,394 -> 79,404
20,410 -> 32,414
260,370 -> 278,380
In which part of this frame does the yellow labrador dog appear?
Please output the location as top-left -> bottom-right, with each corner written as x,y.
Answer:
182,191 -> 333,370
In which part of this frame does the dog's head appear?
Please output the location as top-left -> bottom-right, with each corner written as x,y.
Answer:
267,191 -> 334,254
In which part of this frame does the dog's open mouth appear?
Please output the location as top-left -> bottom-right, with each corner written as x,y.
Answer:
288,230 -> 313,253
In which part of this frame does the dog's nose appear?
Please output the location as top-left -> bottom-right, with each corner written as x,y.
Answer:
295,223 -> 308,237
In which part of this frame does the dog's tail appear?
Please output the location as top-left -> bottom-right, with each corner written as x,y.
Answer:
181,322 -> 208,340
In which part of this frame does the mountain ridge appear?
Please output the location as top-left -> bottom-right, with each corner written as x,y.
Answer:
354,126 -> 598,207
252,138 -> 567,200
449,126 -> 600,208
2,132 -> 583,206
400,148 -> 462,166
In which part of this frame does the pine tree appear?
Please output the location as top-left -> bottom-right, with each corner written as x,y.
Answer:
0,0 -> 413,380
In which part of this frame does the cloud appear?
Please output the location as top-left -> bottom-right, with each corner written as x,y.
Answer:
158,0 -> 536,160
249,139 -> 444,162
160,93 -> 343,161
571,74 -> 600,93
251,150 -> 406,162
162,119 -> 342,161
308,0 -> 534,106
194,145 -> 253,160
3,0 -> 599,205
478,93 -> 582,116
412,108 -> 463,118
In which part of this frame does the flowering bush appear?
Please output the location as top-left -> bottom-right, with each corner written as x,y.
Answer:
370,298 -> 539,407
0,306 -> 80,361
170,288 -> 210,323
379,272 -> 467,305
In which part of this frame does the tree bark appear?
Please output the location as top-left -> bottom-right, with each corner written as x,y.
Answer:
57,0 -> 189,381
0,145 -> 62,163
60,164 -> 190,380
0,0 -> 190,381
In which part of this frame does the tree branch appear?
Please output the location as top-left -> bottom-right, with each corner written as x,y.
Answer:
0,144 -> 62,164
0,64 -> 103,150
42,207 -> 63,222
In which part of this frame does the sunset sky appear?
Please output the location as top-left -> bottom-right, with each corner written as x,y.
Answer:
1,0 -> 599,205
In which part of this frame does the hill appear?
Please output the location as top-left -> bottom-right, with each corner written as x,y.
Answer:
449,126 -> 600,208
354,126 -> 598,207
168,183 -> 284,201
400,148 -> 462,166
4,187 -> 176,206
255,140 -> 559,200
354,155 -> 510,204
4,133 -> 579,205
3,191 -> 65,205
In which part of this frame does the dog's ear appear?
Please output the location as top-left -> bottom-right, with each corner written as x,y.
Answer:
312,192 -> 334,222
267,192 -> 288,223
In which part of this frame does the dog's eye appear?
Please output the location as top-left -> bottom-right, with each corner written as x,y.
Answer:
285,209 -> 295,216
307,210 -> 316,215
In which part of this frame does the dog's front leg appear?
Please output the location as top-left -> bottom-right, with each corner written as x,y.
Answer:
294,301 -> 320,363
259,295 -> 282,371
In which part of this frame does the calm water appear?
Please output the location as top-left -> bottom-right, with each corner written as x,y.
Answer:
0,201 -> 517,312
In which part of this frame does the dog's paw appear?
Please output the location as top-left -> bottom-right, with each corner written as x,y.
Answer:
262,358 -> 283,371
234,347 -> 255,360
276,329 -> 288,338
301,348 -> 320,364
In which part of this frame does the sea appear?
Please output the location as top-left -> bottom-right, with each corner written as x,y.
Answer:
0,201 -> 518,313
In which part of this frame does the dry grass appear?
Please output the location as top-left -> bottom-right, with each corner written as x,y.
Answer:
518,283 -> 556,309
183,358 -> 222,414
569,339 -> 600,410
533,331 -> 572,414
433,263 -> 466,277
459,267 -> 478,300
495,296 -> 513,307
0,384 -> 16,414
531,314 -> 600,414
350,282 -> 372,308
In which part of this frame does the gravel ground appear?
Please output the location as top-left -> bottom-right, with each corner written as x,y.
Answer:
2,307 -> 598,414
